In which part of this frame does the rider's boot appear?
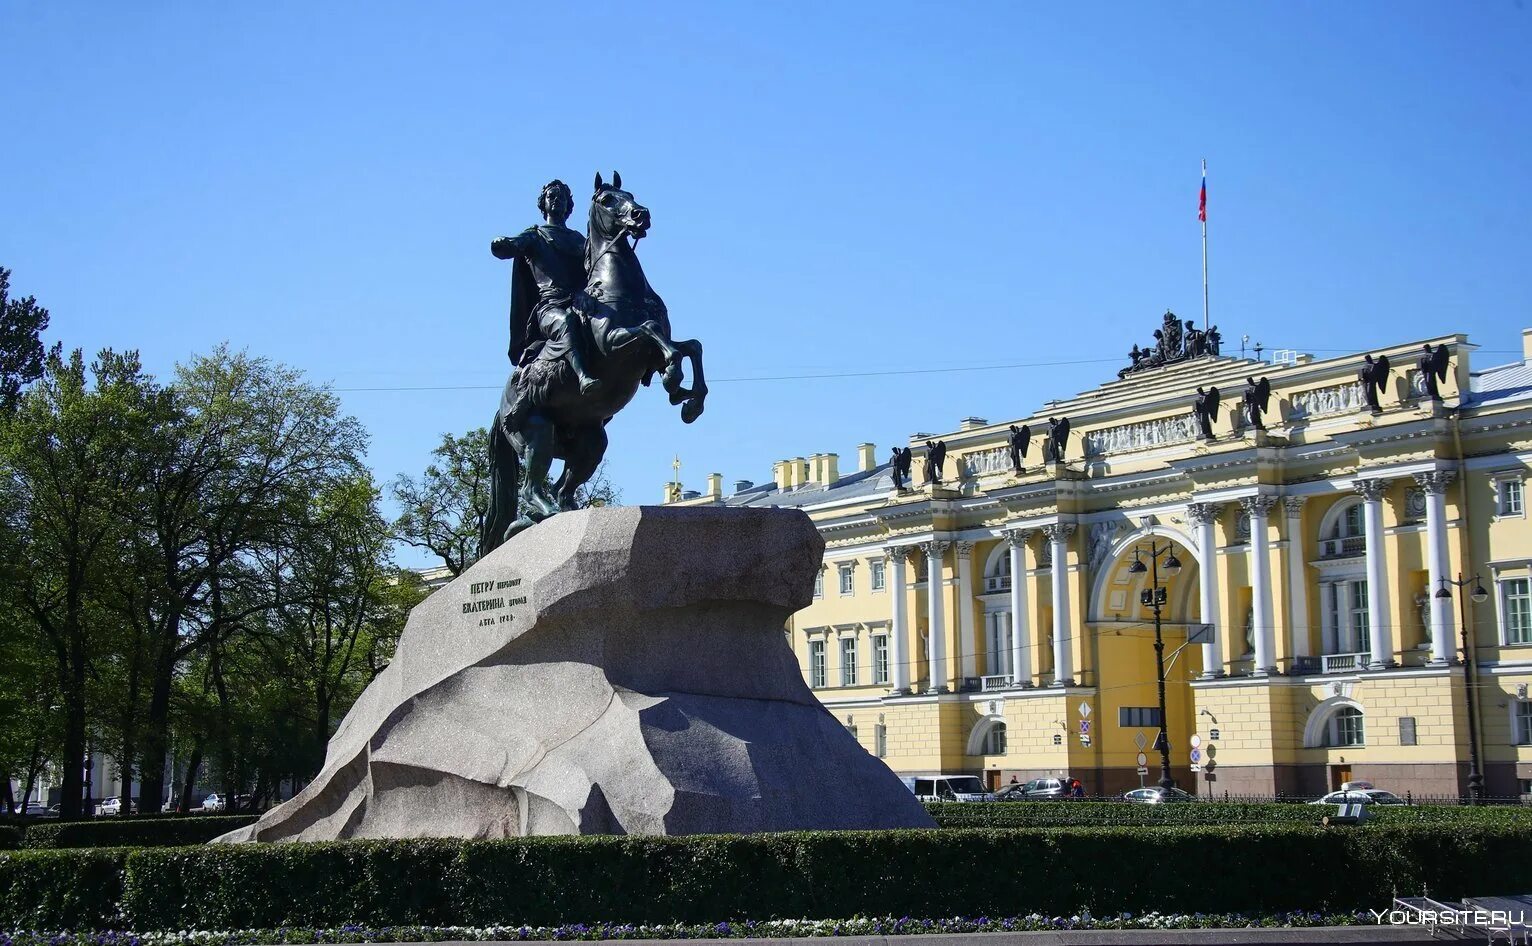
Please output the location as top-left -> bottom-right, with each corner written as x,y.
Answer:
559,313 -> 604,396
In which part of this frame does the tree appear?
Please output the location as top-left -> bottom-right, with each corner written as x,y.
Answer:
392,428 -> 621,576
0,348 -> 153,817
391,429 -> 490,578
131,346 -> 369,813
0,268 -> 50,415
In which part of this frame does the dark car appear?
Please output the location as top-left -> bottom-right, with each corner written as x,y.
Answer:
998,776 -> 1086,800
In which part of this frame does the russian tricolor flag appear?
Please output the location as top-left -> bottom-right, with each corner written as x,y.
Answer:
1198,162 -> 1207,222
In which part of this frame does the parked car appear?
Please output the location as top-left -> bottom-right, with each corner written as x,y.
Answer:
98,796 -> 136,816
201,793 -> 227,811
901,775 -> 995,802
20,803 -> 52,818
999,776 -> 1087,800
1123,787 -> 1195,804
1309,789 -> 1406,806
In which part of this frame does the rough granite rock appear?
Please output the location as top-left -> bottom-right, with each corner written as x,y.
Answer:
218,505 -> 934,841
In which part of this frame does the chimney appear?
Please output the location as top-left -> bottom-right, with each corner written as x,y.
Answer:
773,461 -> 789,490
792,457 -> 808,488
706,473 -> 722,498
857,443 -> 877,472
823,453 -> 839,484
806,453 -> 823,484
733,479 -> 754,493
958,417 -> 989,431
1523,328 -> 1532,362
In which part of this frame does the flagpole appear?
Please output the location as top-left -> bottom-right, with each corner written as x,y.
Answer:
1200,159 -> 1209,335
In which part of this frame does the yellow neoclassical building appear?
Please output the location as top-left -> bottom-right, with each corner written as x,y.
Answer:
668,319 -> 1532,799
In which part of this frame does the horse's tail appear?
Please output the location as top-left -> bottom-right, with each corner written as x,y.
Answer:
479,417 -> 520,560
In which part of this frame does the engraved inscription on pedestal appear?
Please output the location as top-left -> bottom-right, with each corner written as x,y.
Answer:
463,575 -> 527,628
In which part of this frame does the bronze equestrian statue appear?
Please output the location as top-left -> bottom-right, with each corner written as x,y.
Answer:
480,173 -> 707,556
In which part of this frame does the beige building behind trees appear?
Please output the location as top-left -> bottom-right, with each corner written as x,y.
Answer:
670,324 -> 1532,799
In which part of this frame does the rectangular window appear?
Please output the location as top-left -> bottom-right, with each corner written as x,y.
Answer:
1118,707 -> 1163,728
1517,701 -> 1532,745
1351,580 -> 1371,653
1332,710 -> 1366,747
874,723 -> 887,758
1502,479 -> 1525,516
840,636 -> 858,686
870,560 -> 886,592
1399,717 -> 1417,746
872,635 -> 889,685
813,572 -> 823,598
838,563 -> 854,596
809,640 -> 826,688
1504,579 -> 1532,645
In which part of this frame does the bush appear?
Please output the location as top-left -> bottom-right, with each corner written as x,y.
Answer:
5,823 -> 1532,931
0,848 -> 127,929
21,815 -> 257,850
924,800 -> 1532,829
0,826 -> 22,850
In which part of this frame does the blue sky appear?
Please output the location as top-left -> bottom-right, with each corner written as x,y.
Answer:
4,2 -> 1530,565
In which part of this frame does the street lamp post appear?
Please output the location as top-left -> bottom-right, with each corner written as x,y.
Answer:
1434,572 -> 1489,804
1130,542 -> 1183,792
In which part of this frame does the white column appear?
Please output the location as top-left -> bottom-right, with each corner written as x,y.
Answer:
1336,580 -> 1355,653
1318,581 -> 1336,655
1043,522 -> 1076,686
1006,529 -> 1033,686
1284,496 -> 1311,659
1243,495 -> 1279,675
886,546 -> 911,693
955,541 -> 977,680
1356,478 -> 1395,669
925,540 -> 951,692
1414,472 -> 1456,664
1187,502 -> 1223,678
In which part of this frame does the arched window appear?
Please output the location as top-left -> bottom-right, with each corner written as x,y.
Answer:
982,722 -> 1007,755
1326,707 -> 1365,747
1338,503 -> 1366,539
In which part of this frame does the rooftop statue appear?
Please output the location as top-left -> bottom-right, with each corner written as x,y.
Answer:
1418,344 -> 1450,401
1043,416 -> 1071,463
1117,311 -> 1220,379
1242,376 -> 1272,431
481,174 -> 708,556
1192,385 -> 1221,441
1358,354 -> 1391,414
1007,423 -> 1031,474
924,440 -> 947,485
890,446 -> 913,491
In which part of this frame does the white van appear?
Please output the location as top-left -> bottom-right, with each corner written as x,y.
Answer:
901,774 -> 995,802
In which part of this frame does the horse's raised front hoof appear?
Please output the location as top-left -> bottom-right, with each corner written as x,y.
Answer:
667,386 -> 692,406
681,396 -> 705,424
578,377 -> 605,396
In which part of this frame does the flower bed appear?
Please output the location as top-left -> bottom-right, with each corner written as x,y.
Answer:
0,912 -> 1376,945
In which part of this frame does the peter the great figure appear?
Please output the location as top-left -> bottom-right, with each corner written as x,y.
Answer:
492,180 -> 603,395
480,173 -> 707,556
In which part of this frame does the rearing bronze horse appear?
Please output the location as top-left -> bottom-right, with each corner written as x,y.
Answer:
481,173 -> 706,555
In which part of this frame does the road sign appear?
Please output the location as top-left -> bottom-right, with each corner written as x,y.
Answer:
1190,734 -> 1202,749
1209,728 -> 1220,741
1186,623 -> 1213,645
1077,701 -> 1092,718
1190,748 -> 1202,763
1136,767 -> 1148,776
1136,752 -> 1148,766
1079,733 -> 1091,747
1079,719 -> 1091,734
1134,732 -> 1148,751
1190,763 -> 1201,773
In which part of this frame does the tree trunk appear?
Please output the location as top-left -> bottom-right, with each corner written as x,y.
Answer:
57,631 -> 88,819
177,741 -> 204,812
2,777 -> 13,815
135,646 -> 176,819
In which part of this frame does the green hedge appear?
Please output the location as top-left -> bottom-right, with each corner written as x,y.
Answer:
924,800 -> 1532,828
20,815 -> 257,850
0,847 -> 127,930
5,824 -> 1532,931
